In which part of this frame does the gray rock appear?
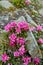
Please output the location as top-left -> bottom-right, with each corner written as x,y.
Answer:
0,56 -> 1,61
39,0 -> 43,6
22,9 -> 38,26
0,15 -> 10,28
15,16 -> 26,22
13,9 -> 38,26
0,1 -> 14,9
39,8 -> 43,16
26,30 -> 42,58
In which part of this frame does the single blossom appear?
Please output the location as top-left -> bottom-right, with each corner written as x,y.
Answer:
2,53 -> 10,63
36,25 -> 43,31
9,41 -> 15,46
23,62 -> 28,65
22,57 -> 31,65
22,57 -> 31,62
4,22 -> 16,32
8,63 -> 12,65
17,37 -> 25,45
4,23 -> 11,32
38,38 -> 43,44
29,27 -> 36,31
16,25 -> 21,34
9,33 -> 17,42
19,45 -> 26,55
14,51 -> 20,57
18,21 -> 29,31
10,22 -> 17,28
33,57 -> 40,64
25,0 -> 31,5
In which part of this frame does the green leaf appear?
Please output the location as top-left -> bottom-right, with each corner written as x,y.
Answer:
0,61 -> 2,65
29,62 -> 34,65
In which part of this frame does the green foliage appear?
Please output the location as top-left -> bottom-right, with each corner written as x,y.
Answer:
39,59 -> 43,65
10,0 -> 42,10
10,0 -> 25,8
0,5 -> 5,11
0,30 -> 9,55
0,61 -> 2,65
31,0 -> 42,10
29,62 -> 34,65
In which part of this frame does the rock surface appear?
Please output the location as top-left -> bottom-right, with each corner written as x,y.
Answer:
0,1 -> 14,9
26,30 -> 42,58
39,8 -> 43,16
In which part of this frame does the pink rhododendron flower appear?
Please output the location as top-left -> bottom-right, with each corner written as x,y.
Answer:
19,45 -> 25,55
8,63 -> 12,65
16,25 -> 21,34
33,57 -> 40,64
36,25 -> 43,31
17,37 -> 25,45
9,41 -> 15,46
4,22 -> 16,32
38,38 -> 43,44
23,62 -> 28,65
25,0 -> 31,5
9,33 -> 17,42
2,53 -> 10,63
22,57 -> 31,63
4,23 -> 11,32
14,51 -> 20,57
22,57 -> 31,65
29,27 -> 36,31
18,21 -> 29,31
10,22 -> 17,28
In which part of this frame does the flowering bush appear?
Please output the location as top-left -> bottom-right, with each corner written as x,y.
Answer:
11,0 -> 31,8
1,21 -> 43,65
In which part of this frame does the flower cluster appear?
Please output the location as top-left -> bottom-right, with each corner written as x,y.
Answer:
38,38 -> 43,44
22,57 -> 31,65
1,21 -> 41,65
4,21 -> 29,32
2,53 -> 10,63
4,22 -> 17,32
33,57 -> 40,65
14,45 -> 25,57
29,25 -> 43,32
